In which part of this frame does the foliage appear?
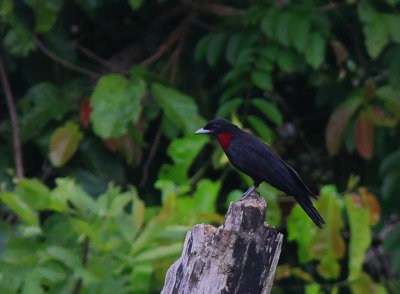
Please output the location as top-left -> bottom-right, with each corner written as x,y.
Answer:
0,177 -> 221,293
1,0 -> 400,293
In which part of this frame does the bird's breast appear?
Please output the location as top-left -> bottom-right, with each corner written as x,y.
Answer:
216,133 -> 232,152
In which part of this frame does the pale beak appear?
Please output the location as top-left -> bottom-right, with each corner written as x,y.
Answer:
195,128 -> 213,135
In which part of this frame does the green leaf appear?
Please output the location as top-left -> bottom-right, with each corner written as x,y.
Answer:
251,71 -> 273,90
275,12 -> 291,46
131,263 -> 153,293
52,178 -> 98,216
287,203 -> 315,263
91,74 -> 146,138
358,2 -> 375,22
226,34 -> 242,65
252,98 -> 283,125
49,122 -> 83,167
21,270 -> 44,294
216,98 -> 243,118
305,33 -> 326,69
350,272 -> 375,294
325,96 -> 362,156
383,227 -> 400,252
381,172 -> 400,200
289,13 -> 310,53
134,243 -> 182,262
193,179 -> 220,214
194,34 -> 212,62
305,284 -> 321,294
17,82 -> 72,142
261,8 -> 278,39
159,135 -> 208,184
0,0 -> 13,16
207,33 -> 227,67
277,49 -> 296,72
363,15 -> 389,58
259,183 -> 281,226
345,194 -> 371,280
310,186 -> 344,279
225,190 -> 242,208
152,83 -> 205,134
3,20 -> 36,57
132,187 -> 145,235
25,0 -> 63,33
0,192 -> 39,227
377,86 -> 400,118
379,150 -> 400,176
128,0 -> 144,10
385,14 -> 400,43
247,115 -> 274,143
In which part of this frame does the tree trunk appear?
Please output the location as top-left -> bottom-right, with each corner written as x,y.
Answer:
161,192 -> 283,294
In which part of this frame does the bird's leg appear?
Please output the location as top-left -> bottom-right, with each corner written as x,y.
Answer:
241,185 -> 259,199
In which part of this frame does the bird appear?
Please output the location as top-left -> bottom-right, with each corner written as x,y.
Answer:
195,118 -> 325,228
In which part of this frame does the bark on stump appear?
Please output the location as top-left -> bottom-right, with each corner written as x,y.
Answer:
161,192 -> 283,294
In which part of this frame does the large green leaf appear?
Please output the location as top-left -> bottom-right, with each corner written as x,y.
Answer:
289,13 -> 311,53
25,0 -> 63,33
159,135 -> 208,184
52,178 -> 98,216
207,33 -> 228,67
309,186 -> 344,279
377,86 -> 400,118
247,115 -> 274,143
49,122 -> 83,167
91,74 -> 146,138
193,179 -> 220,214
17,82 -> 71,142
363,15 -> 389,58
251,71 -> 273,91
305,33 -> 326,69
287,203 -> 315,263
3,21 -> 36,56
275,11 -> 291,46
252,98 -> 283,125
134,243 -> 182,262
350,272 -> 375,294
216,98 -> 243,118
345,194 -> 371,281
0,192 -> 39,227
151,83 -> 205,134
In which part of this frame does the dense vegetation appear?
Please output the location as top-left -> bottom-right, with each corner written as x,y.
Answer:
0,0 -> 400,293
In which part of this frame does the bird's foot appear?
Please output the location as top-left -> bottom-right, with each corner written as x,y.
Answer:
241,186 -> 260,200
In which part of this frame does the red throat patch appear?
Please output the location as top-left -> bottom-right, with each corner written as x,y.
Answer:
217,133 -> 232,152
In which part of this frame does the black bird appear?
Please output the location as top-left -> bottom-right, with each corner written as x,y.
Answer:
195,118 -> 325,228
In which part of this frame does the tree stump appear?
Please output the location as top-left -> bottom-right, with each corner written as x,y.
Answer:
161,192 -> 283,294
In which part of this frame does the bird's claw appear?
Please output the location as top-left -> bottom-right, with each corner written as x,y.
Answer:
240,186 -> 259,200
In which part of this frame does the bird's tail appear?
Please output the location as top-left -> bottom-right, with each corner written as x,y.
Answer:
296,195 -> 325,228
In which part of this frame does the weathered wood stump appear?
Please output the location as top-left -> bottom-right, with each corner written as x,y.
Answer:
161,192 -> 283,294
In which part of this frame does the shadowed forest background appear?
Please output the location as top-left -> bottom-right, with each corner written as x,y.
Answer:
0,0 -> 400,293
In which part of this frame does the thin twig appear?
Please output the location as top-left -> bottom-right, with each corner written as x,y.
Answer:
141,14 -> 195,66
33,36 -> 100,79
74,43 -> 130,75
0,56 -> 24,178
140,121 -> 163,187
72,237 -> 89,294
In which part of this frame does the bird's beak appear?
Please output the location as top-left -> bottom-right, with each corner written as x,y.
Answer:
195,128 -> 213,135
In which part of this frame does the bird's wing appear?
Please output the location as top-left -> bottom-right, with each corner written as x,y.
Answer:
227,135 -> 312,197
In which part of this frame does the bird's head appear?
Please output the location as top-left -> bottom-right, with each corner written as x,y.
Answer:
195,119 -> 239,136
